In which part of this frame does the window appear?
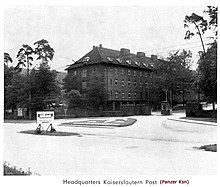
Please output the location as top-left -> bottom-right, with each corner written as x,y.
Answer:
92,67 -> 96,73
140,82 -> 142,88
134,92 -> 137,98
110,79 -> 113,85
134,70 -> 136,76
115,68 -> 118,74
121,69 -> 125,74
128,80 -> 131,87
115,91 -> 119,99
115,79 -> 118,86
128,92 -> 131,98
107,57 -> 113,62
82,81 -> 87,89
110,91 -> 113,96
128,70 -> 131,75
122,91 -> 125,99
145,83 -> 148,88
83,56 -> 90,62
121,79 -> 125,86
143,62 -> 148,67
126,60 -> 131,65
140,92 -> 142,99
116,58 -> 122,63
145,72 -> 148,77
73,70 -> 77,76
134,81 -> 137,87
140,72 -> 142,77
134,61 -> 140,66
82,69 -> 87,77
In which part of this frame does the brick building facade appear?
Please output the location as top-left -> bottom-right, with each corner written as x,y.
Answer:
66,44 -> 156,111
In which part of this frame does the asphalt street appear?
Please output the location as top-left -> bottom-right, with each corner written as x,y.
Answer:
3,112 -> 217,175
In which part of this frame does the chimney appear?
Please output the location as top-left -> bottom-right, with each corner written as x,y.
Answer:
93,45 -> 96,49
137,52 -> 145,58
99,44 -> 102,48
151,55 -> 157,61
120,48 -> 130,55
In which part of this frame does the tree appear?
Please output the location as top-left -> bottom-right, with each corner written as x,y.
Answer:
184,13 -> 207,52
15,44 -> 34,119
29,63 -> 61,114
4,71 -> 27,118
4,52 -> 13,66
198,41 -> 217,110
167,50 -> 195,106
184,6 -> 218,52
153,50 -> 195,107
184,6 -> 217,110
86,75 -> 106,110
16,44 -> 34,73
66,89 -> 83,109
63,73 -> 80,93
34,39 -> 55,64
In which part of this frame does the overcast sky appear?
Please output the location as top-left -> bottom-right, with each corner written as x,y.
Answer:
4,6 -> 211,71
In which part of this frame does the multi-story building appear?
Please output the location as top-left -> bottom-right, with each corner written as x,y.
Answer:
66,44 -> 156,111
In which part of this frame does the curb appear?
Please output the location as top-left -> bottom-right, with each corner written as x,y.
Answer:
168,118 -> 217,127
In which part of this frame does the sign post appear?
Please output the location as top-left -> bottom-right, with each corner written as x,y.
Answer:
35,111 -> 56,133
64,109 -> 67,122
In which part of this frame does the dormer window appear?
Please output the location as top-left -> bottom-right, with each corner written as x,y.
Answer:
126,60 -> 131,65
83,57 -> 90,62
142,62 -> 148,67
107,57 -> 113,62
116,58 -> 122,63
134,61 -> 140,66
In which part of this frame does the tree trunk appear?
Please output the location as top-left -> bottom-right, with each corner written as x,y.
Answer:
28,90 -> 32,120
183,82 -> 185,106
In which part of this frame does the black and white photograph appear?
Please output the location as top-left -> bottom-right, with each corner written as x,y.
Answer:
2,0 -> 218,186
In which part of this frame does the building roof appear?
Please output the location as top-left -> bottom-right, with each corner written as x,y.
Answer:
66,45 -> 156,71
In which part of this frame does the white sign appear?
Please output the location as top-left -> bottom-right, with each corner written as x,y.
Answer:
37,111 -> 54,125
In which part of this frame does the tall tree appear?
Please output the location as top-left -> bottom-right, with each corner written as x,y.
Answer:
184,13 -> 207,52
16,44 -> 34,73
34,39 -> 55,65
16,44 -> 34,119
4,52 -> 13,67
184,6 -> 218,52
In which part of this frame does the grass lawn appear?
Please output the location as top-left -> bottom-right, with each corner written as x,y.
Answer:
180,117 -> 217,123
196,144 -> 217,152
20,130 -> 81,137
4,162 -> 31,175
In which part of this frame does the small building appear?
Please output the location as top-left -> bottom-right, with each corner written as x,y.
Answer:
66,44 -> 156,113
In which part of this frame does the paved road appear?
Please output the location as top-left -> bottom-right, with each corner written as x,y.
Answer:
4,112 -> 217,175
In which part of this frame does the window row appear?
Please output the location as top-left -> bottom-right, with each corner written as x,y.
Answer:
72,68 -> 97,77
111,68 -> 150,77
113,91 -> 147,99
111,79 -> 149,88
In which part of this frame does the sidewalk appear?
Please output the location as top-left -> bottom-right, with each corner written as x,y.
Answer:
168,114 -> 217,127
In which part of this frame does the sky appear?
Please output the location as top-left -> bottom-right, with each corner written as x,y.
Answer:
4,5 -> 213,72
